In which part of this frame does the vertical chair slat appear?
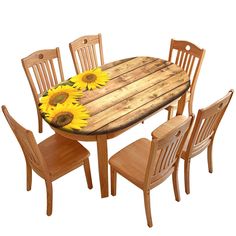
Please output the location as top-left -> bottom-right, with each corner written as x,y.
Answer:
175,50 -> 181,65
168,139 -> 181,167
159,146 -> 170,172
202,114 -> 218,141
32,65 -> 43,94
185,54 -> 193,75
182,53 -> 189,71
163,143 -> 174,170
49,59 -> 58,86
195,119 -> 208,144
88,46 -> 96,68
178,51 -> 185,67
154,149 -> 164,175
188,56 -> 196,78
36,64 -> 47,91
45,60 -> 54,87
92,44 -> 98,67
78,49 -> 86,72
82,48 -> 89,70
69,34 -> 104,72
40,62 -> 50,89
85,46 -> 92,69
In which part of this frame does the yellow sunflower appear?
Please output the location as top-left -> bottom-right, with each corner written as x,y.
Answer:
39,85 -> 83,112
45,103 -> 90,131
70,68 -> 110,90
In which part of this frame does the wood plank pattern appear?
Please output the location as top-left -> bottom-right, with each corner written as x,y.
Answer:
76,57 -> 189,135
49,57 -> 190,136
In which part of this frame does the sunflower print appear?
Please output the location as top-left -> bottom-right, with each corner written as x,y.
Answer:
39,85 -> 83,113
44,103 -> 90,131
70,68 -> 110,90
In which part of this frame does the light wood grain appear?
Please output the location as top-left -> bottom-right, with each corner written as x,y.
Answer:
75,57 -> 189,135
69,33 -> 104,74
109,115 -> 193,227
2,105 -> 92,215
82,74 -> 189,134
80,58 -> 169,104
181,90 -> 233,194
21,48 -> 65,133
166,39 -> 205,118
96,134 -> 109,197
47,56 -> 190,198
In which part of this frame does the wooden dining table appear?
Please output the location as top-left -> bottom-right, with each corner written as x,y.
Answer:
50,56 -> 190,198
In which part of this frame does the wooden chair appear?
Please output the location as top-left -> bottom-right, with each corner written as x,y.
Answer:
109,115 -> 193,227
69,33 -> 104,74
181,90 -> 233,194
2,105 -> 93,216
166,39 -> 206,119
21,48 -> 65,133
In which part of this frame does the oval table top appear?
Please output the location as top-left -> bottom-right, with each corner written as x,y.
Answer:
51,56 -> 190,137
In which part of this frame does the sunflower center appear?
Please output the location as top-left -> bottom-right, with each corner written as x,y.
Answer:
51,112 -> 74,128
49,92 -> 69,106
82,73 -> 97,83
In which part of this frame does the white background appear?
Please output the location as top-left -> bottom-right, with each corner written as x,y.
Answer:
0,0 -> 235,235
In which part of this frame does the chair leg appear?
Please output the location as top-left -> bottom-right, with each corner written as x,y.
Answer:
143,190 -> 153,227
110,166 -> 117,196
26,162 -> 32,191
45,181 -> 53,216
184,159 -> 191,194
172,168 -> 180,202
167,106 -> 175,120
83,159 -> 93,189
207,141 -> 213,173
38,114 -> 43,133
188,98 -> 193,116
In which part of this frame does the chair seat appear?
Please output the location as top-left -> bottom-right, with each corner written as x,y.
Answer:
39,134 -> 90,180
109,138 -> 151,188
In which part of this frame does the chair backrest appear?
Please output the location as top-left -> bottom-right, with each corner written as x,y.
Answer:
2,105 -> 49,179
144,116 -> 193,189
168,39 -> 205,84
69,33 -> 104,74
168,39 -> 205,115
184,90 -> 234,158
21,48 -> 65,104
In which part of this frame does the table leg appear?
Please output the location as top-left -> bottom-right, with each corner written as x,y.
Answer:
176,92 -> 187,115
96,134 -> 109,198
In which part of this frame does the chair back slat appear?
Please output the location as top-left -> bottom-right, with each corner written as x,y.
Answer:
78,49 -> 86,71
2,106 -> 49,178
182,52 -> 189,70
186,55 -> 195,77
44,60 -> 54,87
186,90 -> 234,158
36,63 -> 48,90
169,39 -> 205,81
175,50 -> 181,65
145,116 -> 192,188
153,131 -> 184,176
168,39 -> 205,115
22,48 -> 64,96
178,51 -> 185,68
49,58 -> 58,85
32,65 -> 44,94
40,62 -> 51,88
91,45 -> 98,67
69,34 -> 104,74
